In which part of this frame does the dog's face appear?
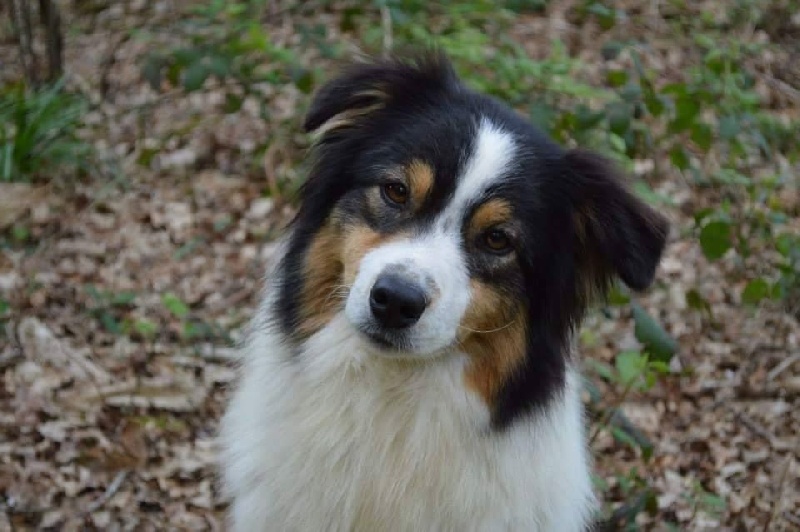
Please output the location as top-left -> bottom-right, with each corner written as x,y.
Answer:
340,118 -> 524,358
276,54 -> 668,426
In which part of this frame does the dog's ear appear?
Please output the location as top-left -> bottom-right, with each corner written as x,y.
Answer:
304,52 -> 458,136
564,149 -> 669,292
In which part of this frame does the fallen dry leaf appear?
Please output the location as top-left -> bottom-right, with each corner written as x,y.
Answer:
0,183 -> 48,229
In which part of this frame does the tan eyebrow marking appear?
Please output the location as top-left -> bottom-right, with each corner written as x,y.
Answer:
468,198 -> 514,235
406,159 -> 434,206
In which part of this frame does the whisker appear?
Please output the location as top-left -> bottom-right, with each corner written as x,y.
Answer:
322,284 -> 352,307
457,319 -> 517,335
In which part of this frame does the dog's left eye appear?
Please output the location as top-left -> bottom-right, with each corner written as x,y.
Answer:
483,228 -> 513,254
382,182 -> 409,206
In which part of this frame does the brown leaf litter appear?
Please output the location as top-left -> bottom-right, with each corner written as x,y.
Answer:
1,1 -> 799,530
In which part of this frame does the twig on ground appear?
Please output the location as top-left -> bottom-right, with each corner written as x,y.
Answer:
764,74 -> 800,103
263,138 -> 296,205
763,437 -> 800,532
84,470 -> 129,515
783,511 -> 800,527
733,408 -> 779,448
767,354 -> 800,381
0,321 -> 22,370
737,387 -> 800,401
0,348 -> 22,371
99,32 -> 133,99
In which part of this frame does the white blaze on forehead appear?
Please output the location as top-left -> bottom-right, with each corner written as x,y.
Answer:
437,118 -> 517,232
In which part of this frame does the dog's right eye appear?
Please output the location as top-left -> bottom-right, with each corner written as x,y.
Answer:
381,182 -> 409,206
482,228 -> 513,255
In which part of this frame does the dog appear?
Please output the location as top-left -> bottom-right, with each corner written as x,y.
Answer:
220,52 -> 668,531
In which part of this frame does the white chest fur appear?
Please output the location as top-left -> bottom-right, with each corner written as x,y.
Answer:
220,314 -> 596,531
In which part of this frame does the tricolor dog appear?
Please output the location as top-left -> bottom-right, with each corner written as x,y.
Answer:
220,53 -> 668,531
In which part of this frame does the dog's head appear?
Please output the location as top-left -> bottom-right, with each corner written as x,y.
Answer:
275,53 -> 668,426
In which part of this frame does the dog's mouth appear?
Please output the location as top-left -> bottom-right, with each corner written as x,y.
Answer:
356,325 -> 412,354
360,330 -> 409,352
364,331 -> 395,348
355,324 -> 454,360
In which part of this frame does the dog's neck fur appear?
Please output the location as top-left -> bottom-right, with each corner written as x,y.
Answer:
221,280 -> 596,532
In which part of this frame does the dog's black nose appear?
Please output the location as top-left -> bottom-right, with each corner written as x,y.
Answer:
369,274 -> 427,329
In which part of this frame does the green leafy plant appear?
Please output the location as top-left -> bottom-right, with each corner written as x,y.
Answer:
161,292 -> 190,319
141,1 -> 309,111
684,480 -> 727,523
596,469 -> 660,531
86,286 -> 138,335
0,79 -> 90,182
587,349 -> 671,447
0,297 -> 10,340
161,291 -> 230,343
137,0 -> 330,197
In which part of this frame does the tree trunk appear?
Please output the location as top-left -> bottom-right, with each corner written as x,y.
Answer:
9,0 -> 39,85
7,0 -> 64,86
39,0 -> 64,83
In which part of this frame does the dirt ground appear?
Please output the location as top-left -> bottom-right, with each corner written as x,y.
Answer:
1,1 -> 798,530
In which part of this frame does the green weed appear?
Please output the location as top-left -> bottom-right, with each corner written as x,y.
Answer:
0,79 -> 90,182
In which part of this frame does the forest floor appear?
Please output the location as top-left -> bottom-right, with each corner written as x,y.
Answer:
1,0 -> 799,530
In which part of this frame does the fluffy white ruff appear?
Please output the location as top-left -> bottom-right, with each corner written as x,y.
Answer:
219,306 -> 596,531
